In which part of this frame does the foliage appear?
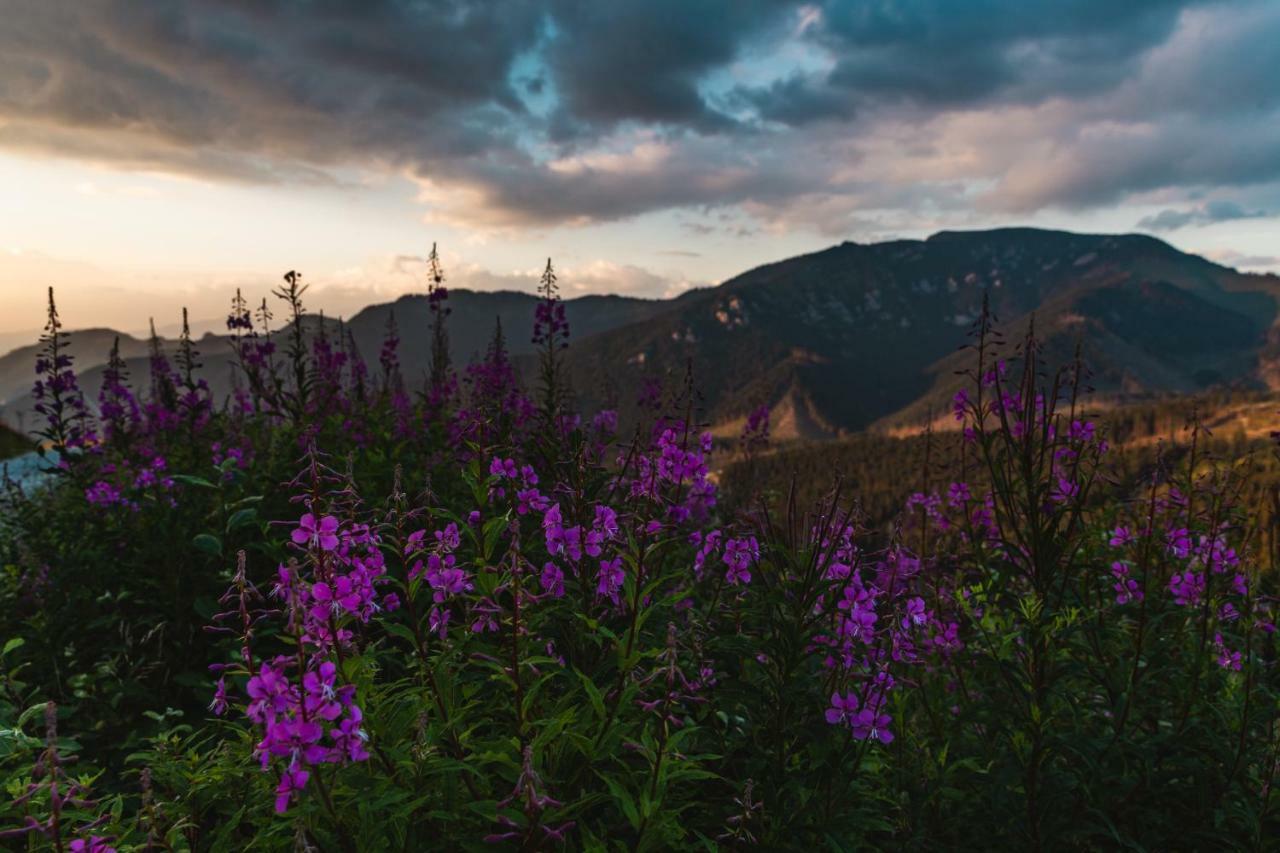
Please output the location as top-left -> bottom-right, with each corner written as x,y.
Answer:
2,278 -> 1280,850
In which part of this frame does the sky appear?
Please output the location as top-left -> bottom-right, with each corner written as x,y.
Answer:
1,0 -> 1278,340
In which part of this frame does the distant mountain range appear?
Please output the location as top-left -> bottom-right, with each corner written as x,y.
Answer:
561,228 -> 1280,438
2,228 -> 1278,441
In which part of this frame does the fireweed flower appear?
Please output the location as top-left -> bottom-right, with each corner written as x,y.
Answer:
584,527 -> 605,557
292,513 -> 340,551
1110,562 -> 1142,605
330,707 -> 371,762
274,764 -> 310,814
245,655 -> 367,809
246,660 -> 296,724
543,504 -> 583,562
946,481 -> 972,508
825,691 -> 858,726
597,556 -> 625,604
429,566 -> 474,603
434,522 -> 461,551
410,552 -> 452,582
310,576 -> 363,619
1166,527 -> 1192,560
404,529 -> 427,555
1109,526 -> 1134,548
693,530 -> 723,580
1193,532 -> 1239,574
1169,571 -> 1205,607
836,579 -> 878,644
490,456 -> 519,479
1214,633 -> 1243,671
264,718 -> 328,766
240,495 -> 374,815
1068,419 -> 1096,443
516,487 -> 548,515
626,425 -> 719,522
902,597 -> 931,628
585,505 -> 620,557
209,677 -> 229,715
930,621 -> 963,657
723,536 -> 758,586
851,707 -> 894,744
69,839 -> 116,853
85,481 -> 124,507
592,408 -> 618,434
303,661 -> 344,721
1049,476 -> 1080,505
541,562 -> 565,598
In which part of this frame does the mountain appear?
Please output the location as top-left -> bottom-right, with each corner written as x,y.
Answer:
343,289 -> 670,373
0,420 -> 29,461
2,228 -> 1277,441
0,329 -> 153,406
559,228 -> 1280,438
0,290 -> 669,430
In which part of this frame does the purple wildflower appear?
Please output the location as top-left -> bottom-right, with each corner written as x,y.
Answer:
292,514 -> 340,551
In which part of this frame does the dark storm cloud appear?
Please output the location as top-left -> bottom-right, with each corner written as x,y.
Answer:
1,0 -> 1277,227
0,0 -> 543,178
543,0 -> 793,131
735,1 -> 1209,123
825,0 -> 1199,104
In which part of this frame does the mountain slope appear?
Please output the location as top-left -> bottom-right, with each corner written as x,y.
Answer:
0,420 -> 29,460
0,329 -> 152,405
0,290 -> 667,429
3,229 -> 1277,441
560,229 -> 1280,437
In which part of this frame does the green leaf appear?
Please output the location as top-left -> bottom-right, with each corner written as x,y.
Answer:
482,515 -> 509,560
382,621 -> 420,647
2,637 -> 24,657
17,702 -> 49,729
225,507 -> 258,532
601,775 -> 641,829
193,533 -> 223,556
576,669 -> 606,720
171,474 -> 219,490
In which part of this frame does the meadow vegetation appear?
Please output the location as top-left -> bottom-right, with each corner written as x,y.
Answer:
3,271 -> 1280,850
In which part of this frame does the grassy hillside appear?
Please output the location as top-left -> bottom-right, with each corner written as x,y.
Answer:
565,229 -> 1280,439
722,390 -> 1280,532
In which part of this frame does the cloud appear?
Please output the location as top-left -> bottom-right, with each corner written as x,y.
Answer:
1202,249 -> 1280,269
0,247 -> 695,340
441,258 -> 698,299
544,1 -> 793,132
2,0 -> 1278,231
1137,201 -> 1269,231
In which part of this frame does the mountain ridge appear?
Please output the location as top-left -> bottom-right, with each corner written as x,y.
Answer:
2,228 -> 1277,441
558,228 -> 1280,437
